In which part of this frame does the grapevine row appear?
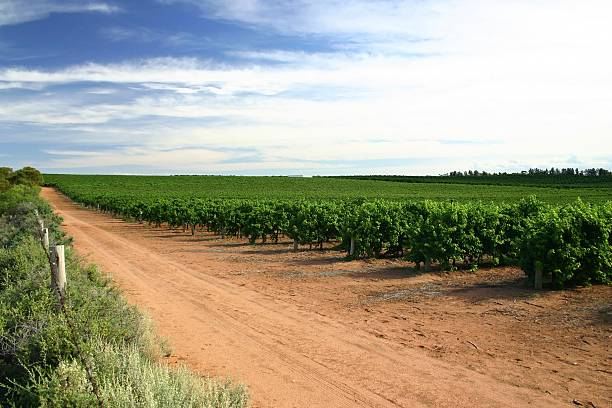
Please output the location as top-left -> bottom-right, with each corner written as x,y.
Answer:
50,183 -> 612,288
49,178 -> 612,286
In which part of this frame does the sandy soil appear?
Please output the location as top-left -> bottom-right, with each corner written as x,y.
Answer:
42,187 -> 611,408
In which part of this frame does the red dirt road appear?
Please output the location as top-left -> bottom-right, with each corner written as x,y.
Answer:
42,188 -> 610,407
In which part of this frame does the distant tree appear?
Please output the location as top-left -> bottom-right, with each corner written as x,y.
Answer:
443,167 -> 610,178
0,167 -> 12,179
0,167 -> 11,192
8,166 -> 44,186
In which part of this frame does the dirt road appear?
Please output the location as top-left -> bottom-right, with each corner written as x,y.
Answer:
41,187 -> 586,407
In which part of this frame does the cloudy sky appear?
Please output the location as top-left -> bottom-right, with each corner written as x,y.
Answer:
0,0 -> 611,175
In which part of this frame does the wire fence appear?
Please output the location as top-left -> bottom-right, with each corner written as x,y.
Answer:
34,210 -> 105,408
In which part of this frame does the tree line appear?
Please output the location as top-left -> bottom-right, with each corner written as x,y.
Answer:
445,168 -> 611,177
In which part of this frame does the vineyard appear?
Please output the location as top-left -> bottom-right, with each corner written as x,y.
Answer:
331,173 -> 612,189
43,174 -> 612,202
45,174 -> 612,288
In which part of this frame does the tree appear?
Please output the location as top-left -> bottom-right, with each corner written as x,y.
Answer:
0,167 -> 11,192
7,166 -> 44,186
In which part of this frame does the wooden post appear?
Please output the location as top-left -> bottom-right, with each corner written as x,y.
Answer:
42,228 -> 49,252
424,258 -> 431,272
50,249 -> 57,290
35,210 -> 44,231
534,261 -> 543,290
349,237 -> 355,256
293,238 -> 299,251
51,245 -> 67,297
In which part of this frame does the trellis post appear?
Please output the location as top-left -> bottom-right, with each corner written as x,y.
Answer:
534,262 -> 543,290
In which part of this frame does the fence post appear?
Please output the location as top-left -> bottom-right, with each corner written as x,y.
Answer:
34,209 -> 44,230
51,245 -> 67,297
534,261 -> 543,290
42,228 -> 49,252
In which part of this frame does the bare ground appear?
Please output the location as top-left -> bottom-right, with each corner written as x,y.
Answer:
42,187 -> 611,408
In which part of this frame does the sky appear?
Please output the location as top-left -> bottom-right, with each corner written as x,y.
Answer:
0,0 -> 611,175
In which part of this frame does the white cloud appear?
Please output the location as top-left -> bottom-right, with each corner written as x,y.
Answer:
0,1 -> 120,26
44,146 -> 238,170
85,87 -> 117,95
0,81 -> 38,90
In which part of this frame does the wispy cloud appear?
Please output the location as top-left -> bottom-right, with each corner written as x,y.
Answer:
0,0 -> 120,26
44,145 -> 240,170
44,150 -> 106,156
99,26 -> 209,49
0,55 -> 420,95
160,0 -> 434,37
85,87 -> 117,95
162,0 -> 436,55
0,81 -> 44,91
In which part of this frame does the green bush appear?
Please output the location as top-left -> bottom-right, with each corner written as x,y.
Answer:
342,201 -> 406,258
0,168 -> 12,179
7,167 -> 44,187
518,200 -> 612,287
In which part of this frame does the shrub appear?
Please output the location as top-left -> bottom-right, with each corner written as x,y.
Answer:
8,167 -> 44,187
518,200 -> 612,287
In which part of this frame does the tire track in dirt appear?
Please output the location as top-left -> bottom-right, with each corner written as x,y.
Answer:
42,187 -> 563,408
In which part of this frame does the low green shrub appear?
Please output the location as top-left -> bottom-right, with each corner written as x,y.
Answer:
0,184 -> 248,407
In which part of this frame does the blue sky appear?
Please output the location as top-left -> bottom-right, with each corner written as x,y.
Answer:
1,0 -> 611,175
